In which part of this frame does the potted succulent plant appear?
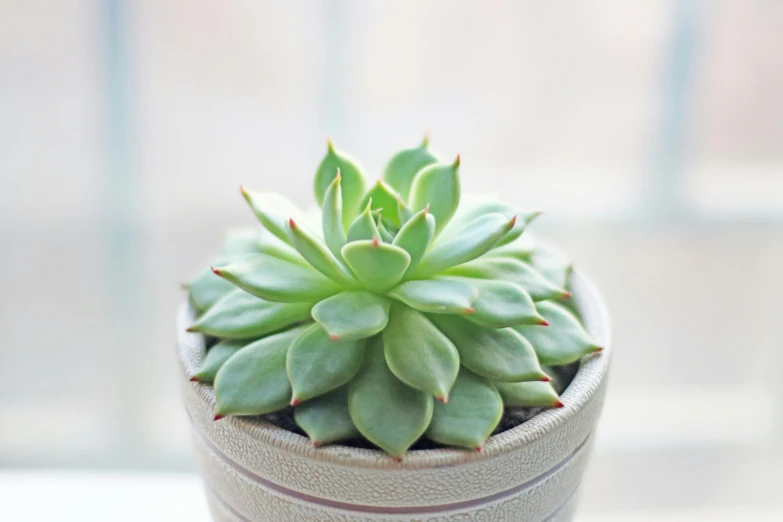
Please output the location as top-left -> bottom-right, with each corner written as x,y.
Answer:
179,137 -> 610,522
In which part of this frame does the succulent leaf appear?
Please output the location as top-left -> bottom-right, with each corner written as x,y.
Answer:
315,140 -> 366,228
376,216 -> 396,243
241,190 -> 309,245
347,201 -> 381,242
451,278 -> 544,328
214,326 -> 308,416
440,198 -> 540,246
494,381 -> 562,408
192,340 -> 246,383
286,218 -> 356,287
388,279 -> 478,315
188,261 -> 237,311
321,173 -> 347,259
426,369 -> 503,450
213,254 -> 341,303
361,179 -> 401,226
221,227 -> 261,255
397,197 -> 414,225
382,138 -> 439,201
445,257 -> 568,301
429,315 -> 547,382
392,208 -> 436,274
415,213 -> 514,276
311,291 -> 391,341
516,301 -> 600,365
258,231 -> 308,266
383,303 -> 460,401
294,386 -> 359,446
408,159 -> 461,237
189,289 -> 312,339
287,324 -> 365,404
487,234 -> 537,262
528,249 -> 573,290
341,240 -> 411,293
348,336 -> 433,458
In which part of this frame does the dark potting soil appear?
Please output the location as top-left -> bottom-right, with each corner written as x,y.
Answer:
260,360 -> 581,452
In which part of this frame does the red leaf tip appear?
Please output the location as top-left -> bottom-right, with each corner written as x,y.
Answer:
329,334 -> 340,341
290,398 -> 302,407
185,326 -> 196,333
453,154 -> 461,168
393,457 -> 403,463
538,319 -> 549,326
464,307 -> 475,314
189,376 -> 199,382
475,445 -> 483,453
312,441 -> 321,448
554,400 -> 565,408
424,203 -> 430,215
239,184 -> 248,196
508,214 -> 517,228
371,237 -> 380,247
213,414 -> 225,421
289,218 -> 297,229
561,291 -> 572,299
540,375 -> 552,383
437,396 -> 448,404
592,346 -> 604,353
210,265 -> 221,276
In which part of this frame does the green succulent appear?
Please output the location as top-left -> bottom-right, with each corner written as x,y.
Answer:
185,137 -> 602,458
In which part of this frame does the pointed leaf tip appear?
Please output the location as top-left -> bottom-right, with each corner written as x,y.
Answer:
291,398 -> 301,407
508,214 -> 517,228
438,396 -> 448,404
210,265 -> 221,276
561,291 -> 572,299
540,375 -> 552,382
213,414 -> 225,421
475,446 -> 483,452
312,441 -> 321,448
329,334 -> 339,341
393,457 -> 403,463
288,218 -> 297,229
371,237 -> 380,247
239,184 -> 248,196
335,168 -> 341,180
464,307 -> 475,314
185,326 -> 196,333
421,133 -> 430,148
453,154 -> 461,168
554,400 -> 565,408
326,137 -> 335,152
189,376 -> 199,382
539,319 -> 550,326
593,346 -> 604,353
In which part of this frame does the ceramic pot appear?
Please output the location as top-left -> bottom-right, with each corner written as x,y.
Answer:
177,268 -> 611,521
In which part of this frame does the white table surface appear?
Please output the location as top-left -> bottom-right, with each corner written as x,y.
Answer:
1,471 -> 781,522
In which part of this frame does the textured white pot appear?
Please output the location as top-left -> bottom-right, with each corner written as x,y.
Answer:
177,268 -> 611,522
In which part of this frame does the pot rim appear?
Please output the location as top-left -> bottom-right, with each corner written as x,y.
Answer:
179,263 -> 610,470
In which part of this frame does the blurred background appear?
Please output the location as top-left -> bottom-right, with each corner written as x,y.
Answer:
1,0 -> 782,520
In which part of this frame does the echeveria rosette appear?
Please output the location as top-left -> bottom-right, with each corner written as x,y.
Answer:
185,138 -> 603,458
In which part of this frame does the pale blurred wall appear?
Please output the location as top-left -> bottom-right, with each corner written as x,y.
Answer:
1,0 -> 782,517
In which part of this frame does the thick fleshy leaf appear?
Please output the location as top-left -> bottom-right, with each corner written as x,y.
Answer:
415,213 -> 514,276
214,326 -> 308,416
286,218 -> 356,287
397,197 -> 414,225
426,369 -> 503,450
214,254 -> 340,303
348,336 -> 433,457
451,278 -> 545,327
314,140 -> 366,228
257,230 -> 307,266
287,324 -> 365,404
192,340 -> 246,383
388,279 -> 477,314
382,137 -> 439,201
321,172 -> 347,259
487,234 -> 537,262
516,301 -> 601,365
529,249 -> 573,290
221,228 -> 261,255
341,240 -> 411,292
346,201 -> 380,242
187,262 -> 236,311
383,303 -> 459,401
408,158 -> 460,236
376,216 -> 396,243
429,315 -> 547,382
188,289 -> 312,339
494,381 -> 563,408
241,189 -> 309,245
440,198 -> 540,246
294,386 -> 359,446
445,258 -> 568,301
361,179 -> 401,226
311,291 -> 390,341
392,208 -> 435,274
